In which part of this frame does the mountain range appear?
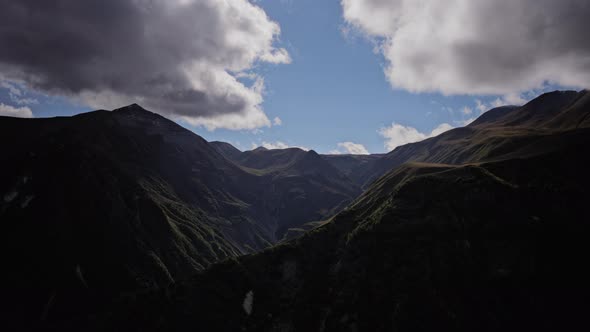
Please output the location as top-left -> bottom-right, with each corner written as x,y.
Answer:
1,90 -> 589,331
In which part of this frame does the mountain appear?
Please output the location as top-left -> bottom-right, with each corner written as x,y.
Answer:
210,141 -> 243,161
212,141 -> 381,190
321,154 -> 384,186
0,104 -> 357,326
71,93 -> 590,332
209,144 -> 362,238
4,90 -> 590,330
361,90 -> 590,187
0,104 -> 267,325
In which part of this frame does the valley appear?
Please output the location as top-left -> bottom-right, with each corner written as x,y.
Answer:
1,90 -> 589,331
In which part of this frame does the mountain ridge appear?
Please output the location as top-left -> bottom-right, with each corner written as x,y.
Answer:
2,90 -> 590,330
0,104 -> 361,326
69,124 -> 590,332
359,89 -> 590,187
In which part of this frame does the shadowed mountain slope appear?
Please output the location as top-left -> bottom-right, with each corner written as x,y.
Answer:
0,105 -> 269,324
209,141 -> 243,161
209,144 -> 362,238
4,90 -> 590,330
71,124 -> 590,332
321,154 -> 384,186
212,141 -> 380,190
0,104 -> 357,326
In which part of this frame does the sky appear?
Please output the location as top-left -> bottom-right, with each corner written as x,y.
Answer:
1,0 -> 588,154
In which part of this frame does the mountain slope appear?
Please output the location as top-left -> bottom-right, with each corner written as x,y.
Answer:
54,91 -> 590,331
210,141 -> 243,161
0,104 -> 281,324
223,147 -> 308,172
5,90 -> 590,330
0,104 -> 361,326
212,142 -> 384,188
210,144 -> 362,237
321,154 -> 384,186
362,90 -> 590,187
0,104 -> 372,327
81,125 -> 590,332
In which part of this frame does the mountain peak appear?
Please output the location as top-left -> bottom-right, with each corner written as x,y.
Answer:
523,90 -> 580,109
113,103 -> 149,112
112,104 -> 167,123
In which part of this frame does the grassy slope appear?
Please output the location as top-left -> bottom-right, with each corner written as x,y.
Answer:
71,126 -> 590,332
361,90 -> 589,188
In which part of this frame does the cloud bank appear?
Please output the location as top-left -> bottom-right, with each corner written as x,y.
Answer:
0,81 -> 38,105
0,103 -> 33,118
0,0 -> 290,130
251,141 -> 309,151
379,122 -> 453,151
342,0 -> 590,95
330,142 -> 370,155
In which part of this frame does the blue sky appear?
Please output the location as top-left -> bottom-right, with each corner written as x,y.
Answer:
187,0 -> 552,153
0,0 -> 583,154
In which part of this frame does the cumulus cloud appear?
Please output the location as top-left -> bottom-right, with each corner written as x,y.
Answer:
0,103 -> 33,118
471,92 -> 531,117
327,150 -> 343,155
461,106 -> 473,115
251,141 -> 309,151
342,0 -> 590,95
0,0 -> 290,130
0,81 -> 38,105
331,142 -> 370,155
490,93 -> 530,109
273,117 -> 283,126
379,122 -> 453,151
475,100 -> 488,113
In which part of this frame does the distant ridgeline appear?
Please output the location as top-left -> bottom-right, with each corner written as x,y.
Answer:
1,90 -> 589,331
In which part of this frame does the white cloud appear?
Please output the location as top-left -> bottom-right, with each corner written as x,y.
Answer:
342,0 -> 590,95
258,141 -> 289,150
461,106 -> 473,115
335,142 -> 370,155
273,116 -> 283,126
430,123 -> 454,137
379,122 -> 454,151
472,92 -> 531,116
475,99 -> 487,113
0,81 -> 21,96
182,106 -> 271,131
0,0 -> 290,130
251,141 -> 309,151
0,81 -> 38,105
0,103 -> 33,118
442,106 -> 454,115
260,48 -> 292,64
490,93 -> 529,109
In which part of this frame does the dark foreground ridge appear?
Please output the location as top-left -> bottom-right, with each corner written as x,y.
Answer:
0,103 -> 360,328
86,136 -> 590,331
76,91 -> 590,332
0,91 -> 589,331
